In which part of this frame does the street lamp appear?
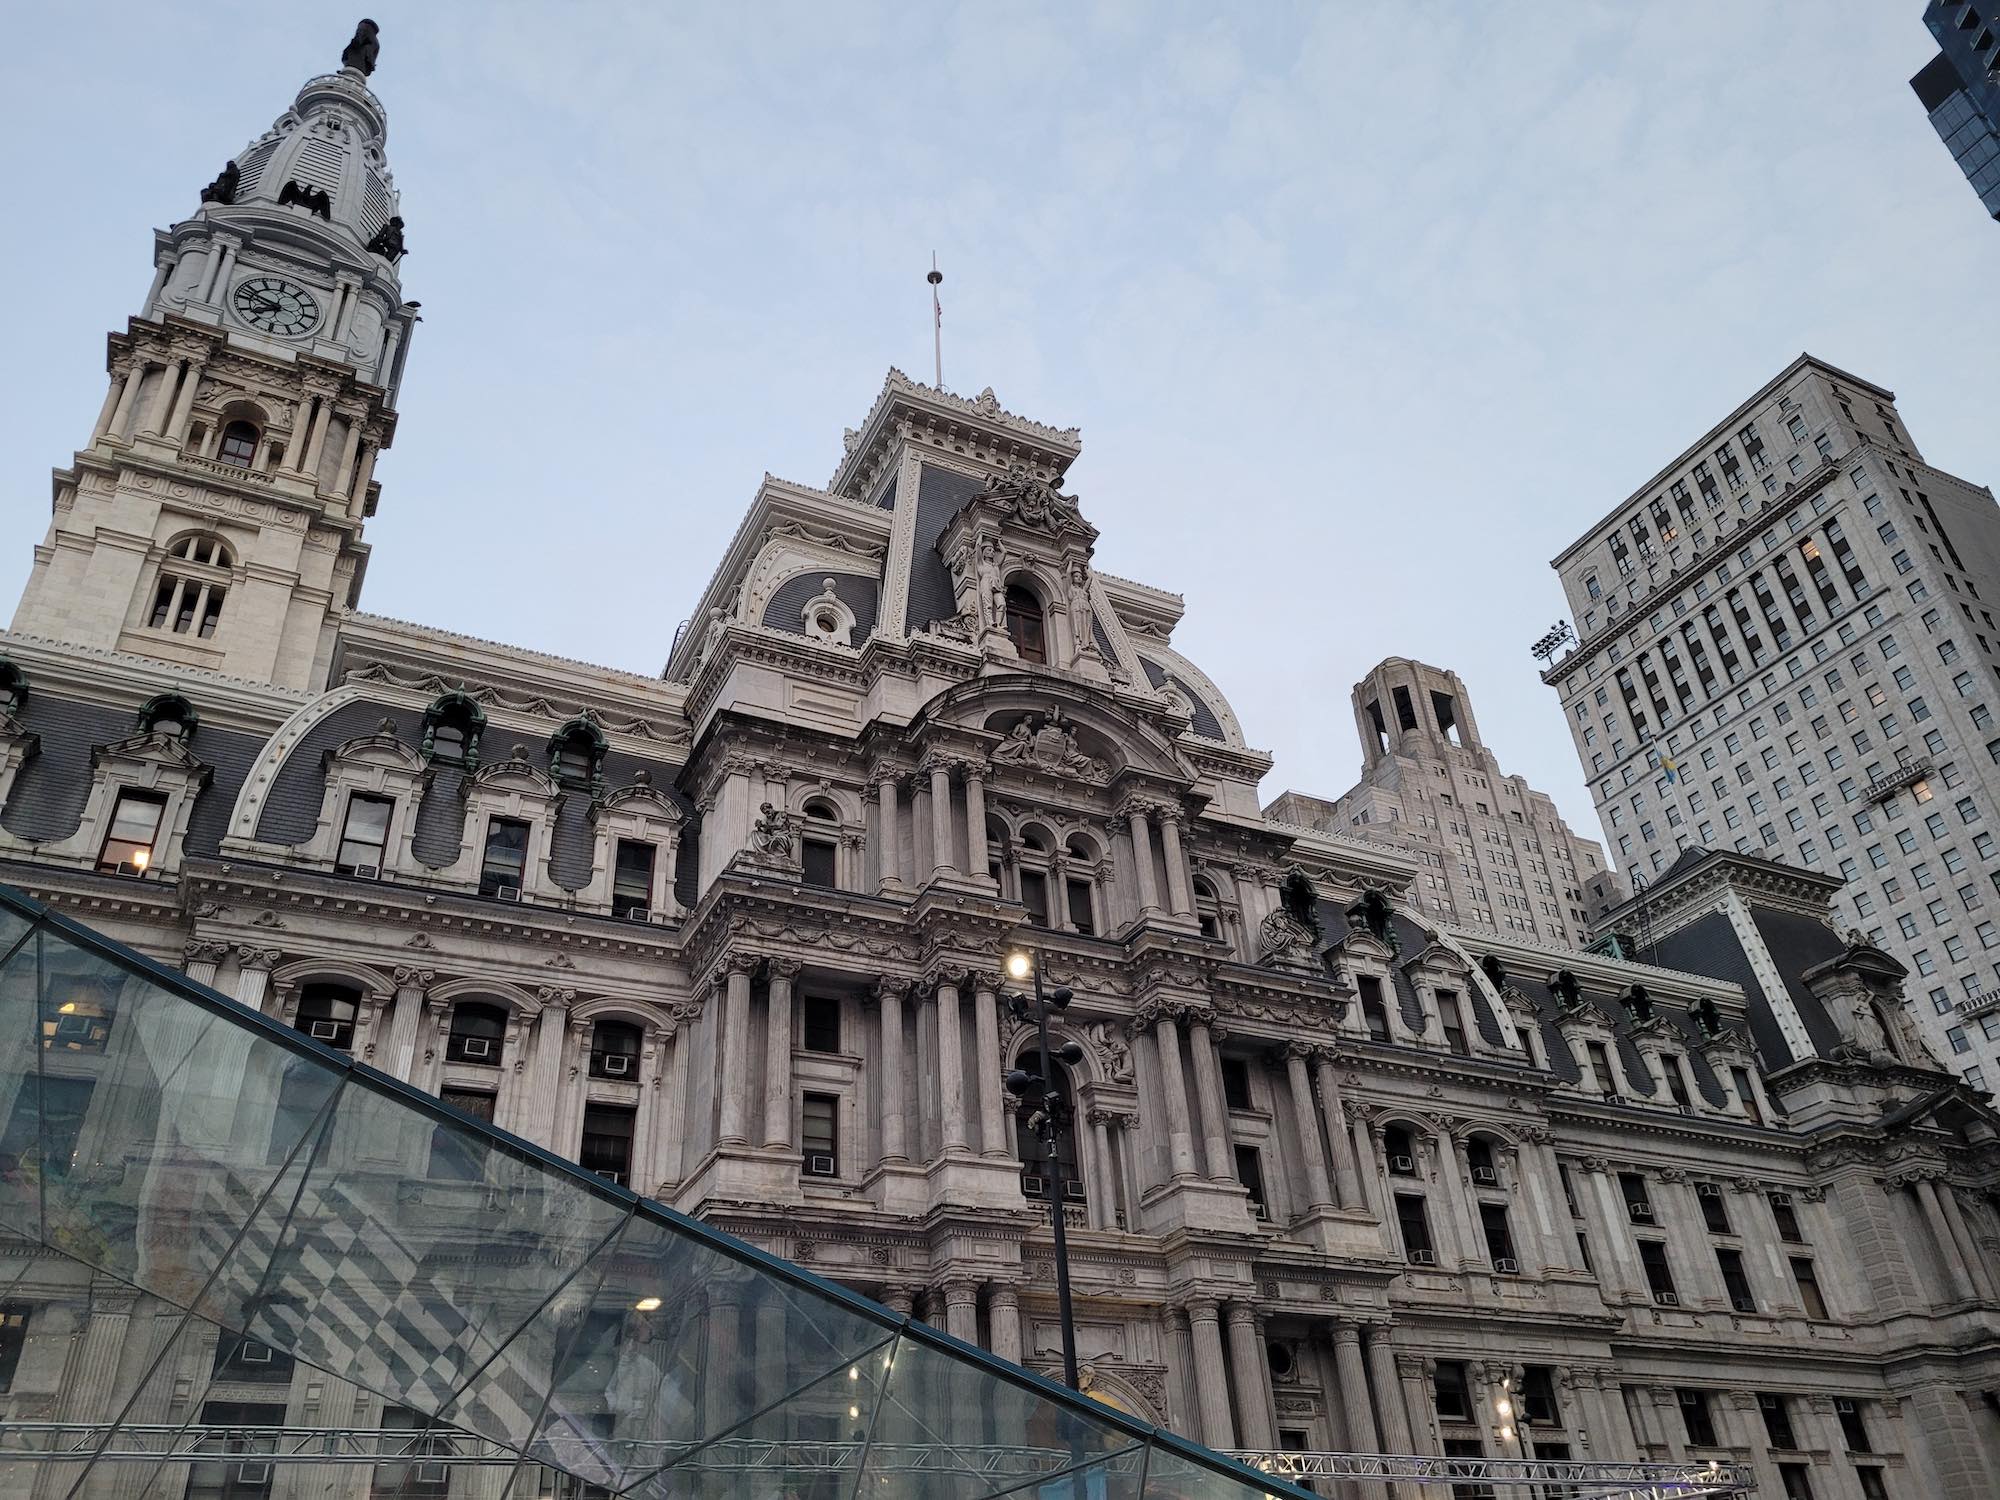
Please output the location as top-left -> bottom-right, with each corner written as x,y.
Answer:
1004,946 -> 1085,1390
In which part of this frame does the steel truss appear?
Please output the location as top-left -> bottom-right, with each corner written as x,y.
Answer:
0,1424 -> 1754,1498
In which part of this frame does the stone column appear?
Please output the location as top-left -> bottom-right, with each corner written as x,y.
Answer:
1186,1014 -> 1235,1182
180,939 -> 228,989
1312,1051 -> 1363,1211
164,356 -> 206,442
974,975 -> 1007,1156
717,958 -> 755,1146
657,1021 -> 690,1189
1349,1114 -> 1385,1222
1149,1010 -> 1198,1178
1129,807 -> 1162,913
763,959 -> 799,1151
703,1288 -> 742,1432
879,1286 -> 916,1318
347,441 -> 379,518
381,968 -> 430,1083
90,367 -> 126,443
988,1284 -> 1022,1362
935,974 -> 968,1154
1225,1302 -> 1276,1450
299,390 -> 336,477
876,772 -> 903,890
877,981 -> 909,1163
1282,1044 -> 1333,1210
1157,809 -> 1194,916
1937,1184 -> 1997,1302
1913,1176 -> 1977,1303
137,357 -> 182,438
1165,1307 -> 1198,1436
330,410 -> 364,496
1366,1325 -> 1416,1454
962,763 -> 989,877
516,998 -> 568,1149
1088,1110 -> 1118,1229
927,758 -> 956,877
942,1279 -> 979,1345
1396,1351 -> 1435,1455
106,360 -> 147,441
233,945 -> 280,1014
1331,1323 -> 1381,1452
1185,1299 -> 1238,1449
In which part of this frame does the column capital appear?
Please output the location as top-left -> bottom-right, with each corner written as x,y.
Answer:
941,1278 -> 980,1307
869,977 -> 913,1007
1331,1322 -> 1365,1347
235,945 -> 281,971
535,985 -> 577,1007
987,1281 -> 1020,1309
1222,1299 -> 1258,1330
918,750 -> 956,779
767,957 -> 805,982
969,968 -> 1005,994
723,951 -> 762,978
1179,1294 -> 1221,1323
925,965 -> 970,995
182,939 -> 231,966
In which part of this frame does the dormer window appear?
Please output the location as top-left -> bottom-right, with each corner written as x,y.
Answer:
96,789 -> 166,875
217,420 -> 259,469
548,718 -> 606,792
479,816 -> 530,898
137,692 -> 197,741
0,660 -> 26,715
422,693 -> 486,769
1005,585 -> 1047,664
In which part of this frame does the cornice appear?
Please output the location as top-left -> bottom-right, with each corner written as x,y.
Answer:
828,368 -> 1083,497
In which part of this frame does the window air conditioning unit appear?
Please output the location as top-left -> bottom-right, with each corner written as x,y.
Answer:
1629,1201 -> 1656,1223
352,864 -> 380,880
1408,1249 -> 1436,1266
594,1169 -> 627,1186
625,907 -> 653,923
1021,1174 -> 1047,1199
1677,1104 -> 1697,1116
482,1187 -> 511,1212
53,1014 -> 96,1044
114,861 -> 145,877
1656,1291 -> 1680,1306
1697,1182 -> 1722,1198
805,1154 -> 836,1177
1770,1191 -> 1794,1208
1731,1296 -> 1756,1313
1494,1257 -> 1519,1274
308,1020 -> 343,1042
495,884 -> 522,902
1471,1165 -> 1499,1186
414,1462 -> 450,1486
602,1052 -> 632,1076
236,1464 -> 273,1487
1390,1155 -> 1417,1174
1835,1399 -> 1856,1415
1251,1199 -> 1269,1221
460,1037 -> 494,1060
1061,1179 -> 1086,1202
240,1343 -> 272,1364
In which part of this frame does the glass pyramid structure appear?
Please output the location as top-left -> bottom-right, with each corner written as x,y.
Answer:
0,883 -> 1304,1498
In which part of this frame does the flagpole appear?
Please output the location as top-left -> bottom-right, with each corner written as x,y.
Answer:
927,254 -> 943,389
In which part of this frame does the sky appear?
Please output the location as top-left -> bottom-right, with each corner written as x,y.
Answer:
2,2 -> 1994,863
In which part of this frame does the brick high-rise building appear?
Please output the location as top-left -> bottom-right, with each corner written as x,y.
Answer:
1544,353 -> 2000,1087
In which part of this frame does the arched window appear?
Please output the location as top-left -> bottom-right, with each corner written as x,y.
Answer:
1017,826 -> 1053,927
423,693 -> 486,769
217,419 -> 260,469
137,691 -> 198,740
800,799 -> 840,889
1466,1136 -> 1502,1189
147,533 -> 233,639
1383,1124 -> 1419,1177
1013,1050 -> 1083,1206
590,1019 -> 643,1079
295,982 -> 360,1051
1193,877 -> 1222,940
446,1001 -> 506,1064
985,815 -> 1010,887
1004,585 -> 1047,664
548,718 -> 606,792
1063,835 -> 1099,937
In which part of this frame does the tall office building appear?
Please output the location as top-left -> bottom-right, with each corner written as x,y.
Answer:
1912,1 -> 2000,220
1266,657 -> 1621,947
1544,354 -> 2000,1086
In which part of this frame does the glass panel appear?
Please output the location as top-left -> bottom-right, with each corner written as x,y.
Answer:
214,1079 -> 632,1433
860,1333 -> 1147,1500
1142,1445 -> 1290,1500
515,1210 -> 893,1492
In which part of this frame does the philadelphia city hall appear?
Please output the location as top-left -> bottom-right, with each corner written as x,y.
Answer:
1,21 -> 1998,1500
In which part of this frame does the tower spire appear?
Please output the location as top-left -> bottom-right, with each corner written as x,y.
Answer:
927,254 -> 943,390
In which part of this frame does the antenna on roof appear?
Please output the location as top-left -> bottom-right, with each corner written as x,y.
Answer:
927,254 -> 944,390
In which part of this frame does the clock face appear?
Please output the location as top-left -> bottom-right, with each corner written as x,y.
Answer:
232,276 -> 321,336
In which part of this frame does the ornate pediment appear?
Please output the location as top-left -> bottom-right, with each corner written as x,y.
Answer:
973,461 -> 1096,541
990,709 -> 1106,780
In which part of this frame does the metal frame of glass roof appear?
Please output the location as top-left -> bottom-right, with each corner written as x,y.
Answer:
0,880 -> 1316,1499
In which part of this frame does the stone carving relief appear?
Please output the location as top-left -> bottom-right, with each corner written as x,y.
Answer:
990,711 -> 1105,779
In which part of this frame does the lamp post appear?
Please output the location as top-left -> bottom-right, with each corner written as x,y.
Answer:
1004,946 -> 1085,1390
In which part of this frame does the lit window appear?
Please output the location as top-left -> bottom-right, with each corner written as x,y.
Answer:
96,789 -> 166,874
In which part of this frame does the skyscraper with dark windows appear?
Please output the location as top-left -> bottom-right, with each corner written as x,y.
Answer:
1912,1 -> 2000,219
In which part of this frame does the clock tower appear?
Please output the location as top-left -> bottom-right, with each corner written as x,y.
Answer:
10,19 -> 418,694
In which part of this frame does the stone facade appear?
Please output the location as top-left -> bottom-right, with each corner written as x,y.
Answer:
1266,657 -> 1622,947
1544,354 -> 2000,1094
2,27 -> 2000,1500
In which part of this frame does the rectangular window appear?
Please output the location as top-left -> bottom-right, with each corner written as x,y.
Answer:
1479,1201 -> 1516,1268
1771,1193 -> 1805,1242
802,1092 -> 839,1175
96,789 -> 167,874
1359,976 -> 1392,1043
1020,869 -> 1049,927
580,1103 -> 635,1185
427,1089 -> 495,1180
802,995 -> 841,1054
1221,1057 -> 1253,1111
1638,1239 -> 1678,1303
478,816 -> 530,897
1437,989 -> 1469,1056
1837,1399 -> 1871,1454
373,1405 -> 451,1499
1779,1463 -> 1816,1500
1717,1247 -> 1756,1311
336,793 -> 393,875
0,1306 -> 27,1393
1395,1193 -> 1435,1263
1235,1144 -> 1268,1218
1699,1185 -> 1731,1235
611,839 -> 655,917
1678,1388 -> 1718,1448
1792,1258 -> 1829,1320
1760,1393 -> 1799,1450
1065,877 -> 1095,935
1433,1360 -> 1473,1421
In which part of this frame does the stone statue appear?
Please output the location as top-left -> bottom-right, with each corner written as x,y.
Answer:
694,606 -> 728,668
342,18 -> 381,76
751,802 -> 796,859
278,180 -> 333,220
1065,561 -> 1095,659
974,538 -> 1006,633
366,216 -> 407,261
199,160 -> 239,206
991,712 -> 1103,778
992,720 -> 1037,764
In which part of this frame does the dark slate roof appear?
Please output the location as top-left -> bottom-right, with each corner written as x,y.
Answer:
254,698 -> 408,846
906,464 -> 985,632
410,765 -> 466,869
1091,617 -> 1117,662
761,571 -> 880,644
1,691 -> 262,858
1138,656 -> 1224,741
1748,906 -> 1848,1057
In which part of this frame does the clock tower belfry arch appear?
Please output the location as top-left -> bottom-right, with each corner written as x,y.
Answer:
11,19 -> 418,693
